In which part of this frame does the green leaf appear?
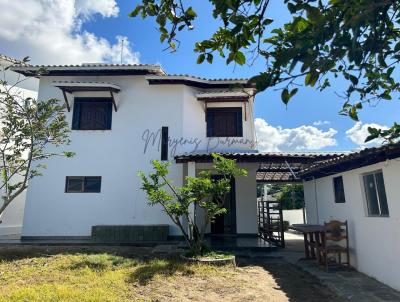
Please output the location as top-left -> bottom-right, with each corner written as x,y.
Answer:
349,75 -> 358,85
128,6 -> 142,17
281,88 -> 298,105
306,6 -> 321,23
305,72 -> 318,87
292,17 -> 309,32
281,88 -> 290,105
197,54 -> 205,64
235,51 -> 246,65
262,18 -> 274,26
185,7 -> 197,18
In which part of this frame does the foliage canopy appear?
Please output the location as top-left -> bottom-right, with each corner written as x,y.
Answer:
131,0 -> 400,142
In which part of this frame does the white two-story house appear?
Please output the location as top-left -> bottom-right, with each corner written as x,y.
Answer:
10,62 -> 400,291
11,63 -> 265,239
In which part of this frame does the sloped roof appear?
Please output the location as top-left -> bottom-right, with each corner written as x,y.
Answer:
299,143 -> 400,179
175,151 -> 345,163
146,74 -> 255,88
175,150 -> 347,183
11,63 -> 166,76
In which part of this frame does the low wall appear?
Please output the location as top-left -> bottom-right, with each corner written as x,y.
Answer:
282,209 -> 305,226
91,225 -> 169,243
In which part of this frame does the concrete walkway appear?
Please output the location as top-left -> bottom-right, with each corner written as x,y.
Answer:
275,232 -> 400,302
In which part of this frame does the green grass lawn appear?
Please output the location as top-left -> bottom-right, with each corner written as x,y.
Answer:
0,246 -> 344,302
0,251 -> 222,302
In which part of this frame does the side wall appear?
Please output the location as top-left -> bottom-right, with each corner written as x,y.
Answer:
304,159 -> 400,291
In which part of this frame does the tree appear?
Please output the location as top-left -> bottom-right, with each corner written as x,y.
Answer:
130,0 -> 400,142
0,59 -> 73,218
139,154 -> 247,255
274,184 -> 304,210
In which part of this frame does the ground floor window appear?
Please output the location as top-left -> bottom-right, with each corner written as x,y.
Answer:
65,176 -> 102,193
362,171 -> 389,216
333,176 -> 346,203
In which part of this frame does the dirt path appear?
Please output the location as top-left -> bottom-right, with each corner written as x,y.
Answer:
237,257 -> 346,302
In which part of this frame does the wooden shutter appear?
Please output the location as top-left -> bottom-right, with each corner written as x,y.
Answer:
161,127 -> 169,161
206,108 -> 242,137
72,98 -> 112,130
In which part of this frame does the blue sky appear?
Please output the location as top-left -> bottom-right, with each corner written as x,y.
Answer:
1,0 -> 398,152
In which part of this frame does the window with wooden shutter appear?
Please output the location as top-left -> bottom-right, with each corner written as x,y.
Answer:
206,108 -> 243,137
72,98 -> 112,130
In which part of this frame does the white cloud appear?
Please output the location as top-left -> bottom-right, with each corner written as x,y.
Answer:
313,120 -> 330,126
255,118 -> 337,152
346,122 -> 388,147
76,0 -> 119,18
0,0 -> 139,65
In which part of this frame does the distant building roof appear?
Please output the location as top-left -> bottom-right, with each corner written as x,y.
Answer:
0,54 -> 25,65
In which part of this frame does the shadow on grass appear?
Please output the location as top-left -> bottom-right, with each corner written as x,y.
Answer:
129,258 -> 195,285
236,257 -> 345,302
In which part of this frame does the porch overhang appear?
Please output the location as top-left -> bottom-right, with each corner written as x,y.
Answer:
175,151 -> 345,184
53,81 -> 120,112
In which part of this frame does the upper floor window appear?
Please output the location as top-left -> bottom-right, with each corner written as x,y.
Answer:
72,98 -> 112,130
65,176 -> 101,193
333,176 -> 346,203
362,170 -> 389,217
206,107 -> 243,137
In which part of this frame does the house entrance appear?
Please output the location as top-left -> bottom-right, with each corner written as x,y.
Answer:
211,176 -> 236,235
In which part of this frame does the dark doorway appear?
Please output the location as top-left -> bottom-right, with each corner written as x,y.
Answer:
211,176 -> 236,235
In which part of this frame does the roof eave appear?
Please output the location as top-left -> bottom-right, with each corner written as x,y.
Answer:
299,144 -> 400,179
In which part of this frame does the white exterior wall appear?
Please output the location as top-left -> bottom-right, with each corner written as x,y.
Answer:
22,75 -> 257,237
304,159 -> 400,291
235,163 -> 258,234
282,209 -> 305,225
181,86 -> 256,153
22,76 -> 186,237
0,58 -> 38,235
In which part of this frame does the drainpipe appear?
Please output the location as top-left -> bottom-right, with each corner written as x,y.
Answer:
313,176 -> 320,224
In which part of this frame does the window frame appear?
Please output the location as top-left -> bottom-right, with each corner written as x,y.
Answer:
361,170 -> 389,217
72,97 -> 113,130
333,175 -> 346,203
65,176 -> 102,193
206,107 -> 243,137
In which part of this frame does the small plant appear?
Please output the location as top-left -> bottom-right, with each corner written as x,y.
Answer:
139,154 -> 247,256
